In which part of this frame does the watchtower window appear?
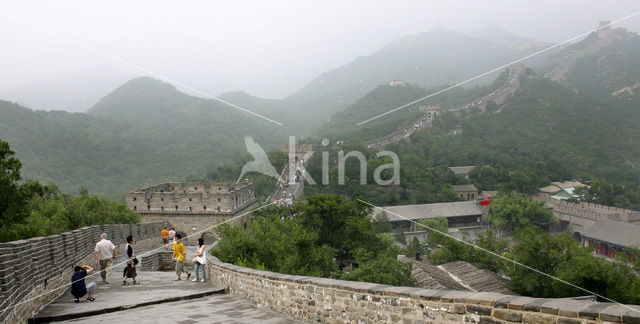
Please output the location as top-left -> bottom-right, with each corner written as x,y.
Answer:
175,206 -> 178,210
217,207 -> 220,212
133,197 -> 137,201
161,206 -> 164,211
172,187 -> 175,190
189,198 -> 192,202
203,206 -> 207,210
161,197 -> 164,201
195,187 -> 198,190
189,207 -> 192,211
147,205 -> 150,210
218,198 -> 220,202
134,206 -> 137,211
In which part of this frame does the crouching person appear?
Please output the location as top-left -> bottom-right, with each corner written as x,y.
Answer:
71,265 -> 96,302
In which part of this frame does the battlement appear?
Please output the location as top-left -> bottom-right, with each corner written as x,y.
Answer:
0,222 -> 164,323
125,182 -> 256,215
534,193 -> 640,223
205,255 -> 640,323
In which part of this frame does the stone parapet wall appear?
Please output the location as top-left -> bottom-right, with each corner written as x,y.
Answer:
0,222 -> 164,324
206,255 -> 640,323
534,193 -> 640,224
140,202 -> 256,242
140,250 -> 175,271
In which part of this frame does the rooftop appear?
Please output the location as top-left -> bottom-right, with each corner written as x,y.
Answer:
583,219 -> 640,248
374,201 -> 482,222
451,184 -> 478,192
397,256 -> 512,294
448,166 -> 476,175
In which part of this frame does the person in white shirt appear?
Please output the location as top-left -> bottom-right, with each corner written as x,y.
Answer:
94,233 -> 116,284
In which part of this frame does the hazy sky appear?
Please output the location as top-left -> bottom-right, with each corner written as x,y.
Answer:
2,0 -> 640,99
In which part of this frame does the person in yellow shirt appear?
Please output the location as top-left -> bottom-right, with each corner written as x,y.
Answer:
161,227 -> 169,250
171,233 -> 191,281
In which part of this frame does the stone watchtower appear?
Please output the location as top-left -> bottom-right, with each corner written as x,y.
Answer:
125,181 -> 257,238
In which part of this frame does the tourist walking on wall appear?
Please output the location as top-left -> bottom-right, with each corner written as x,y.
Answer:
94,233 -> 116,284
192,237 -> 206,282
71,265 -> 96,302
121,235 -> 139,285
172,233 -> 191,281
162,226 -> 169,250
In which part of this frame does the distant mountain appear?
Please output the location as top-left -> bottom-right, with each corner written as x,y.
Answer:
469,24 -> 550,50
540,25 -> 640,104
283,27 -> 549,127
0,66 -> 133,113
0,77 -> 287,196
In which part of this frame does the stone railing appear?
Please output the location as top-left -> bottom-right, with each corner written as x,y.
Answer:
534,193 -> 640,224
140,250 -> 175,271
0,222 -> 164,324
205,255 -> 640,323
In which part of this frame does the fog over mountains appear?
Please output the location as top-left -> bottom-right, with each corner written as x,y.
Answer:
1,23 -> 640,196
1,26 -> 546,116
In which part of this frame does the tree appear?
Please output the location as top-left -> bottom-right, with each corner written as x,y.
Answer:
505,227 -> 640,304
418,217 -> 448,248
0,139 -> 25,225
572,180 -> 640,210
297,195 -> 381,260
486,192 -> 556,233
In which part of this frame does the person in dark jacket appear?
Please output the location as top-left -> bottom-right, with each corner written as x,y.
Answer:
71,265 -> 96,302
121,235 -> 139,285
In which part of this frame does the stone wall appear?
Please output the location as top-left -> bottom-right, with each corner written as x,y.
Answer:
140,202 -> 256,240
126,182 -> 255,214
534,193 -> 640,234
140,250 -> 174,271
205,255 -> 640,323
0,222 -> 164,324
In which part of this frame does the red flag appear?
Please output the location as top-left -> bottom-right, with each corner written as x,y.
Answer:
480,198 -> 491,206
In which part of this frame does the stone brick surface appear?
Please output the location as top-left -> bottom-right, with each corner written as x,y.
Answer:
205,255 -> 640,324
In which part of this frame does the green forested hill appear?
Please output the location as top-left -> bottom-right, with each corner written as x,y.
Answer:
541,27 -> 640,105
305,77 -> 640,206
0,78 -> 287,197
314,70 -> 509,141
285,28 -> 547,126
395,78 -> 640,184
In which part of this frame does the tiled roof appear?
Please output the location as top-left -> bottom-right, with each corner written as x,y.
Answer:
582,220 -> 640,247
397,256 -> 514,294
374,201 -> 482,222
449,166 -> 476,175
452,184 -> 478,192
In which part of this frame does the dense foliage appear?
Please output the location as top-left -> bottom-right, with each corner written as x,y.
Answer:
570,180 -> 640,210
0,139 -> 139,242
485,192 -> 556,232
421,222 -> 640,304
213,195 -> 415,286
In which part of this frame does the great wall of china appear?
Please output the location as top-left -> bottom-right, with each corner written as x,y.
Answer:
364,63 -> 525,149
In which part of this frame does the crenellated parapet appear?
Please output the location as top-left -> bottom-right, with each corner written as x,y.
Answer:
0,222 -> 164,324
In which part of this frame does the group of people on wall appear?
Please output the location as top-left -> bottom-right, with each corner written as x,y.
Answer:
71,227 -> 207,303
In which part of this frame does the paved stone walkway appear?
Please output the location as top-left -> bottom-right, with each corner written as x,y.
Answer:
66,294 -> 295,323
32,245 -> 295,323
